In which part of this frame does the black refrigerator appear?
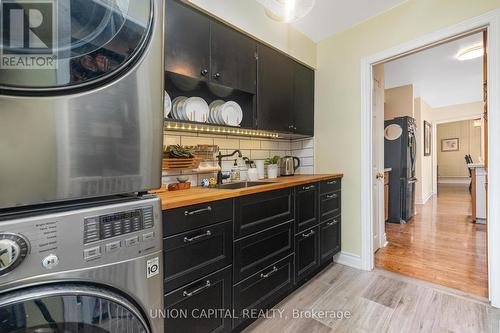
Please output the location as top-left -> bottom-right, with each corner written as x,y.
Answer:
384,116 -> 417,224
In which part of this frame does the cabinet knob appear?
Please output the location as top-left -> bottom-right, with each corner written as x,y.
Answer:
213,72 -> 221,79
201,69 -> 208,76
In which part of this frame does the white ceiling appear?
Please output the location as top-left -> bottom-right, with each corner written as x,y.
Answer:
384,33 -> 483,108
292,0 -> 408,42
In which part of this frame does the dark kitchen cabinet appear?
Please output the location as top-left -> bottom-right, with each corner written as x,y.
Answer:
211,21 -> 257,93
233,221 -> 293,282
165,266 -> 232,333
234,188 -> 294,239
257,44 -> 294,132
293,63 -> 315,136
295,183 -> 319,234
164,221 -> 233,292
233,255 -> 293,329
295,225 -> 320,284
165,0 -> 210,81
320,217 -> 341,265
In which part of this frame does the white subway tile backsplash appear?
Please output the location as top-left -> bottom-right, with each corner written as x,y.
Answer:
301,157 -> 314,166
302,138 -> 314,149
260,140 -> 279,150
270,151 -> 287,158
213,137 -> 240,149
240,139 -> 261,150
250,150 -> 270,160
181,136 -> 213,146
293,148 -> 314,158
298,166 -> 314,174
291,141 -> 302,150
278,141 -> 291,150
162,130 -> 315,185
164,135 -> 180,146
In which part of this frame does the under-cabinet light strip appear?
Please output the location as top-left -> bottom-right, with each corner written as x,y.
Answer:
164,121 -> 280,139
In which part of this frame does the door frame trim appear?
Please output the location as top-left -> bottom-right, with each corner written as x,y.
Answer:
360,9 -> 500,306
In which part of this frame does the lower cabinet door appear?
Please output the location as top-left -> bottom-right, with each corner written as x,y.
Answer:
233,221 -> 293,283
320,216 -> 341,265
164,220 -> 233,292
233,255 -> 294,329
295,225 -> 320,284
164,266 -> 232,333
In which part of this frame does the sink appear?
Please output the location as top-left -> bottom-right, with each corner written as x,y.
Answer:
217,181 -> 277,190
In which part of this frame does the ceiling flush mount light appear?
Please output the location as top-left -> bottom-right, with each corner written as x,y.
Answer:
456,44 -> 484,61
257,0 -> 316,23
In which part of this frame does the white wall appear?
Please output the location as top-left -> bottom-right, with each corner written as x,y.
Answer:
414,98 -> 434,203
187,0 -> 317,67
315,0 -> 500,256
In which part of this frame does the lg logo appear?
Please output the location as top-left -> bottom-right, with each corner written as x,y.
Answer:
1,0 -> 57,69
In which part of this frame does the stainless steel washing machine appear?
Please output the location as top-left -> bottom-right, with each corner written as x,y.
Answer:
0,196 -> 164,333
0,0 -> 164,210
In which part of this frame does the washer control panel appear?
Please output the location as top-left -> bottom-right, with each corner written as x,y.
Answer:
0,197 -> 161,284
82,206 -> 156,262
84,207 -> 153,244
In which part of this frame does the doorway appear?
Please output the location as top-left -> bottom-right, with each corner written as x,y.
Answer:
360,10 -> 500,307
373,32 -> 488,297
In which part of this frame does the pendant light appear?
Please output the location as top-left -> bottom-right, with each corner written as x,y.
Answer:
256,0 -> 316,23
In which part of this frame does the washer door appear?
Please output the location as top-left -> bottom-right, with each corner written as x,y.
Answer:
0,284 -> 150,333
0,0 -> 153,91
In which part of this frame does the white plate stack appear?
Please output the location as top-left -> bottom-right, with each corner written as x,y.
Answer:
168,93 -> 243,127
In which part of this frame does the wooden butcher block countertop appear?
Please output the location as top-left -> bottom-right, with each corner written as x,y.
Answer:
154,174 -> 343,210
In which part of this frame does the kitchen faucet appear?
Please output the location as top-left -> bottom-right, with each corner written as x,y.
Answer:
216,149 -> 242,185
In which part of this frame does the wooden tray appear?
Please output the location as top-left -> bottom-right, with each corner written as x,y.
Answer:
162,158 -> 201,170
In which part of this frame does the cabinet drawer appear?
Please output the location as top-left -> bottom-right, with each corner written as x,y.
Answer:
234,188 -> 293,239
320,178 -> 341,194
295,183 -> 319,234
320,217 -> 341,265
164,221 -> 233,292
163,199 -> 233,236
320,191 -> 341,222
295,225 -> 320,284
233,255 -> 293,328
165,266 -> 232,333
233,221 -> 293,283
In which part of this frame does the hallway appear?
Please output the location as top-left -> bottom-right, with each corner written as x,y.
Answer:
375,183 -> 488,297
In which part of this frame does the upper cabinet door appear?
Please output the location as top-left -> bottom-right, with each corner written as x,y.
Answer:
257,44 -> 294,132
210,21 -> 257,93
165,0 -> 210,81
293,64 -> 315,136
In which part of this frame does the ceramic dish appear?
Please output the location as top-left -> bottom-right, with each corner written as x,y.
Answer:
164,92 -> 172,118
184,97 -> 209,122
209,100 -> 225,124
220,101 -> 243,126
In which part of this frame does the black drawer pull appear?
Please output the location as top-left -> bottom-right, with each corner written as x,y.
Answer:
302,230 -> 315,238
327,180 -> 338,185
260,266 -> 278,279
303,185 -> 315,190
326,193 -> 338,199
327,219 -> 339,226
184,230 -> 212,243
183,280 -> 211,298
184,206 -> 212,216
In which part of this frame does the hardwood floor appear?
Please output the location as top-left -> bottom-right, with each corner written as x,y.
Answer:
375,183 -> 488,297
243,264 -> 499,333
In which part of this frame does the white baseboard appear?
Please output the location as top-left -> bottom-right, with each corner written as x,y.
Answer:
438,177 -> 470,184
334,251 -> 362,270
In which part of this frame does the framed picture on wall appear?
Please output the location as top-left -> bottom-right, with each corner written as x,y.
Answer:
441,138 -> 460,152
424,121 -> 432,156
